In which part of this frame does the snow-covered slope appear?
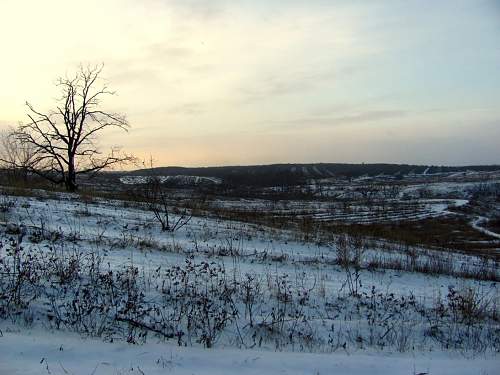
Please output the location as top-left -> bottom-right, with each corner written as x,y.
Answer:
0,192 -> 498,374
1,328 -> 498,375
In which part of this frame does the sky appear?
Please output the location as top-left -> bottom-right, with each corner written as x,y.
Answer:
0,0 -> 499,167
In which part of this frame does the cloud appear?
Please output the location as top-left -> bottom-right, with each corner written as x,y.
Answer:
167,102 -> 205,116
263,110 -> 408,130
0,0 -> 499,166
236,65 -> 361,105
146,45 -> 194,61
164,0 -> 227,21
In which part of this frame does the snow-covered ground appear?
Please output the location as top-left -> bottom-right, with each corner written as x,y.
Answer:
1,327 -> 498,375
209,196 -> 468,224
5,194 -> 493,283
400,179 -> 500,199
120,175 -> 222,185
472,216 -> 500,240
0,191 -> 499,374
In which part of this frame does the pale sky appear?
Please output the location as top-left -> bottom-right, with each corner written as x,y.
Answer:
0,0 -> 499,167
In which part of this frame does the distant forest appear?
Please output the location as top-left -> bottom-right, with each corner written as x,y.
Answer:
125,163 -> 500,187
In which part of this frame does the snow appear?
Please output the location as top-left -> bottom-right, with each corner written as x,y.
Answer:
1,327 -> 498,375
400,179 -> 500,199
209,196 -> 466,224
0,191 -> 498,374
472,216 -> 500,240
2,194 -> 494,299
120,175 -> 222,185
4,194 -> 489,283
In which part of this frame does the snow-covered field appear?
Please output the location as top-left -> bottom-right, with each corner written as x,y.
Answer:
120,175 -> 222,186
0,190 -> 499,374
207,196 -> 469,224
205,177 -> 500,226
1,328 -> 498,375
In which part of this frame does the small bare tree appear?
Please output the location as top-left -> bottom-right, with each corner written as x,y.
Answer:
10,64 -> 133,191
143,177 -> 191,232
0,127 -> 37,183
334,234 -> 365,297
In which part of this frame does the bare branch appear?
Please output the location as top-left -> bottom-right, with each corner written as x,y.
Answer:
9,64 -> 133,191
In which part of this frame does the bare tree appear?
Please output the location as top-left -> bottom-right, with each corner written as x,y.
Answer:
333,234 -> 365,297
11,64 -> 133,191
143,177 -> 192,232
0,127 -> 37,183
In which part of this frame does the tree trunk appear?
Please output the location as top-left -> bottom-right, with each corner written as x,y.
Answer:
65,177 -> 77,192
65,156 -> 77,192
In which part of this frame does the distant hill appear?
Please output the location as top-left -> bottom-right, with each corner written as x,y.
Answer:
122,163 -> 500,187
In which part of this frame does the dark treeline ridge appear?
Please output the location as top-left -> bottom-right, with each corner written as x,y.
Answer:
124,163 -> 500,187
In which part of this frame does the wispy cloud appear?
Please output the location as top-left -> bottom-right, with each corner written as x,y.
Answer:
263,110 -> 408,130
168,102 -> 205,116
238,66 -> 360,103
0,0 -> 499,165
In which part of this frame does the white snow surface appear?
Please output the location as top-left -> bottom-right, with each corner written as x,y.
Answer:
120,175 -> 222,185
1,327 -> 498,375
472,216 -> 500,240
0,192 -> 498,374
